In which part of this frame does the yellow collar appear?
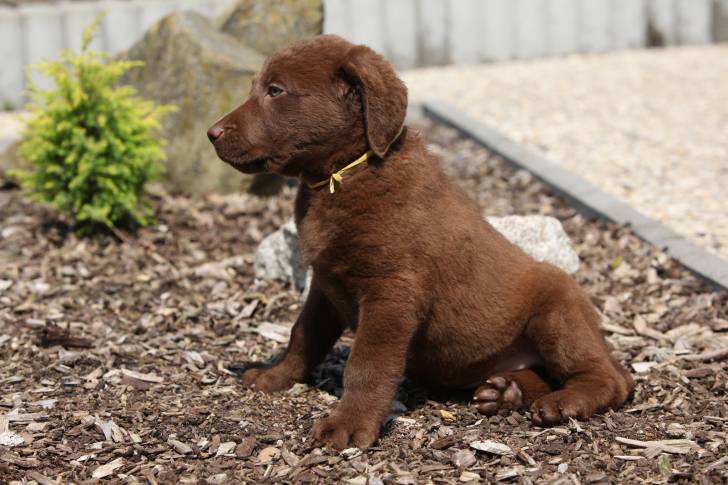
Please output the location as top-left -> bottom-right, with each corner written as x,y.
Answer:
307,126 -> 405,193
307,149 -> 374,193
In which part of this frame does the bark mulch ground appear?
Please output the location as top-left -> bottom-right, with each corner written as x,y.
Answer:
1,121 -> 726,484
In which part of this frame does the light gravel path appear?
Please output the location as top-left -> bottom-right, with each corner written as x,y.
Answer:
403,46 -> 728,260
0,111 -> 24,154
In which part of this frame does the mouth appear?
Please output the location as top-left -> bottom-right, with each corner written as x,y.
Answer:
221,155 -> 269,174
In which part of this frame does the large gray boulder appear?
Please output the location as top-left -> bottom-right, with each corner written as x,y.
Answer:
119,12 -> 281,195
218,0 -> 323,56
254,215 -> 580,295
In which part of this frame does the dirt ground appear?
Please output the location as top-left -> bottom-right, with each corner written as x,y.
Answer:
1,121 -> 726,484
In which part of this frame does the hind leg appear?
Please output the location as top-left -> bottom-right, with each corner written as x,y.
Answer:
525,272 -> 635,425
473,369 -> 552,415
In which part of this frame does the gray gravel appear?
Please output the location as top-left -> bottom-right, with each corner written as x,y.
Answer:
0,112 -> 24,157
403,45 -> 728,260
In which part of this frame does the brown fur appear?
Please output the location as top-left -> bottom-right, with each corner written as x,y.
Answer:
208,35 -> 634,450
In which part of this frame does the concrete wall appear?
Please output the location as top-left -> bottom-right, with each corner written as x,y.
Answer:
325,0 -> 719,70
0,0 -> 234,108
0,0 -> 724,107
716,0 -> 728,41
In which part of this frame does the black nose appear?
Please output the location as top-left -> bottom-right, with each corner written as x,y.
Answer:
207,125 -> 224,142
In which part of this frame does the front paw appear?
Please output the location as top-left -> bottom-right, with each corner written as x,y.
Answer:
240,365 -> 297,392
312,408 -> 381,450
530,390 -> 592,426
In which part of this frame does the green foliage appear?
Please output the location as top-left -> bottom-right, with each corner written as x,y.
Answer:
14,15 -> 175,235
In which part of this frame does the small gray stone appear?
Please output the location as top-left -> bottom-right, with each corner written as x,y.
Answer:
486,215 -> 580,274
254,220 -> 308,291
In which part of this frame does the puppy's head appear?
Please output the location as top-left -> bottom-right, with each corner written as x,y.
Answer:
207,35 -> 407,177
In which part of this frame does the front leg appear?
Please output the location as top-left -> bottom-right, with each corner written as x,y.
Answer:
241,278 -> 344,392
313,286 -> 418,449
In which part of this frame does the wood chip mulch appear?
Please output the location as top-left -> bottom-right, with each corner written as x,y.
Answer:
1,121 -> 726,484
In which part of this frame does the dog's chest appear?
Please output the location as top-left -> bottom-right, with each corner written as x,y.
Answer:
296,216 -> 339,270
295,194 -> 347,264
296,215 -> 360,320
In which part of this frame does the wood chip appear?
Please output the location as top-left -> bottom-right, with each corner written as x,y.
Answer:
168,438 -> 193,454
120,369 -> 164,383
26,471 -> 57,485
615,437 -> 701,455
91,457 -> 124,479
631,361 -> 658,373
614,455 -> 644,461
430,434 -> 457,450
37,323 -> 92,349
459,470 -> 480,482
633,315 -> 664,340
281,448 -> 300,467
602,322 -> 635,335
26,422 -> 48,432
494,466 -> 521,481
439,409 -> 457,422
258,446 -> 280,463
216,441 -> 236,457
255,322 -> 291,343
470,440 -> 514,456
5,411 -> 48,423
239,299 -> 259,318
0,453 -> 40,468
235,436 -> 256,458
0,432 -> 24,447
452,449 -> 476,469
682,348 -> 728,362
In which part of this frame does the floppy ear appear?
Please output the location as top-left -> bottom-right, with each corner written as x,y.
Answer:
339,45 -> 408,158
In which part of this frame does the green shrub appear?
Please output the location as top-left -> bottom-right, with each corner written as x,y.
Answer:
14,16 -> 174,235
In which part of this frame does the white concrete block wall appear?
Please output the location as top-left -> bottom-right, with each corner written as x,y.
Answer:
63,3 -> 105,52
0,0 -> 721,107
102,1 -> 142,52
0,11 -> 24,107
648,0 -> 678,45
138,0 -> 177,32
448,0 -> 481,64
675,0 -> 712,43
514,0 -> 546,59
346,0 -> 386,54
612,0 -> 647,49
578,0 -> 612,52
544,0 -> 579,57
0,0 -> 234,108
416,0 -> 449,65
383,0 -> 417,70
23,5 -> 66,91
480,0 -> 514,62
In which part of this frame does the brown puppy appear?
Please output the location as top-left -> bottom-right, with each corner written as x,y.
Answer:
207,35 -> 634,450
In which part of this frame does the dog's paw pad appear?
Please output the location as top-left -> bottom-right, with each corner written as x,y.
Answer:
473,378 -> 523,415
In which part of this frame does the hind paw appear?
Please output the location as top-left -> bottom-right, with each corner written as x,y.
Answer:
473,376 -> 523,415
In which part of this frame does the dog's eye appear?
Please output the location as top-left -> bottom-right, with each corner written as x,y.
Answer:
267,85 -> 284,98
